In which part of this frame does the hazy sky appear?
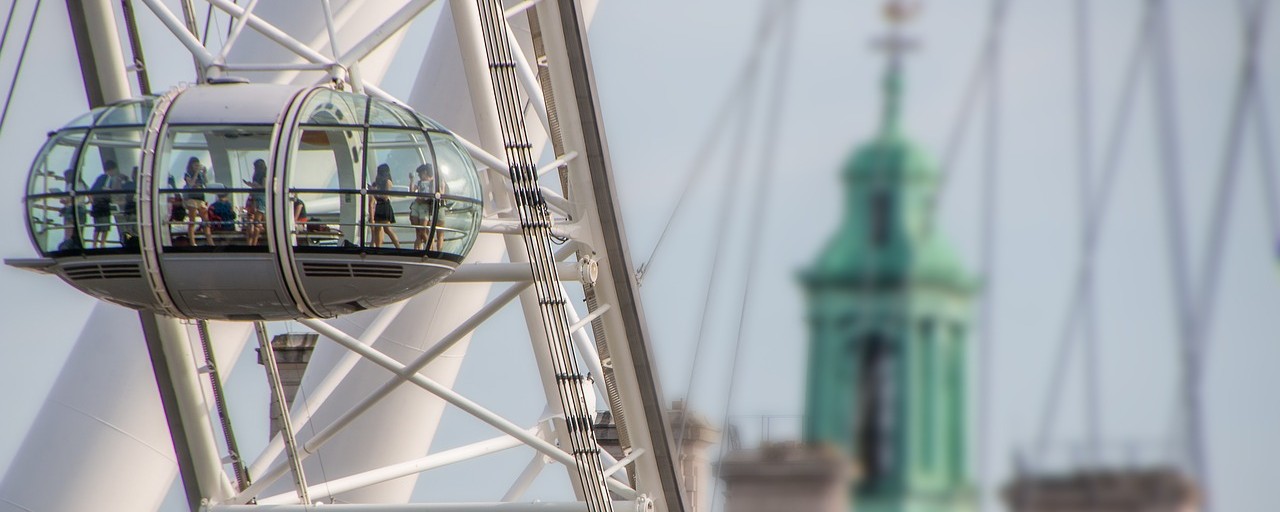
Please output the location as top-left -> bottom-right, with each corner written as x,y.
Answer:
0,0 -> 1277,510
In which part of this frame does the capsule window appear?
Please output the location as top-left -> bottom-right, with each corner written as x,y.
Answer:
290,126 -> 364,249
429,133 -> 482,257
76,129 -> 144,252
157,126 -> 274,250
300,89 -> 368,126
364,129 -> 435,251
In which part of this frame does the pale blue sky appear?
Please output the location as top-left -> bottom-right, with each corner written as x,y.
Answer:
0,0 -> 1277,510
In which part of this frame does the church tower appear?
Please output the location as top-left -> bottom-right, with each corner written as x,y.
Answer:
800,3 -> 976,511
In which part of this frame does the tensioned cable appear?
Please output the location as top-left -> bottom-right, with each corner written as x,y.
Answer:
0,0 -> 40,140
0,1 -> 20,80
636,1 -> 786,282
201,1 -> 214,46
708,4 -> 798,512
1254,92 -> 1280,259
1072,0 -> 1102,459
670,0 -> 781,455
1192,0 -> 1270,367
1034,1 -> 1158,456
1148,0 -> 1213,506
975,2 -> 1010,509
924,0 -> 1012,234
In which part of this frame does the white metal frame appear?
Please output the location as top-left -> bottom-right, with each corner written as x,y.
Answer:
116,1 -> 684,511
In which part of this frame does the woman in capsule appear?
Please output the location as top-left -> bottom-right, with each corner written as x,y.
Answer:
369,163 -> 401,249
243,159 -> 268,246
409,163 -> 441,251
183,157 -> 213,246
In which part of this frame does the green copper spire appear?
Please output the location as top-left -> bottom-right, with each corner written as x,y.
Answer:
880,59 -> 904,135
800,3 -> 977,511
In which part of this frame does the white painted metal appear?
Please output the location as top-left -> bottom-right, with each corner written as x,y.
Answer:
0,307 -> 250,512
153,315 -> 238,502
81,0 -> 132,101
258,429 -> 535,505
209,501 -> 649,512
448,0 -> 597,499
235,281 -> 533,503
297,318 -> 639,499
529,2 -> 684,509
245,300 -> 410,481
502,453 -> 550,501
138,0 -> 216,69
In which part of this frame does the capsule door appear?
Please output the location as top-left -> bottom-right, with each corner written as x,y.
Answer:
152,123 -> 299,320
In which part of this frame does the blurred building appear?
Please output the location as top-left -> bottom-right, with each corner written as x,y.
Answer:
1003,467 -> 1199,512
721,3 -> 977,512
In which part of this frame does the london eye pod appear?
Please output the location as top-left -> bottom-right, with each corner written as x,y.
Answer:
22,82 -> 484,320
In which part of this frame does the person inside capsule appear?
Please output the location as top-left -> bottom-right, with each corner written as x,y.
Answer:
410,163 -> 441,252
88,160 -> 120,249
182,157 -> 213,246
243,159 -> 267,246
369,163 -> 401,249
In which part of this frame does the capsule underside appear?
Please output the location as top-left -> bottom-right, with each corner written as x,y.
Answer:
24,83 -> 484,320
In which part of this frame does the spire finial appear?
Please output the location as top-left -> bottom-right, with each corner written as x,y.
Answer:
874,1 -> 920,134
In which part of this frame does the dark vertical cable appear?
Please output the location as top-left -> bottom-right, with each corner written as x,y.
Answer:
0,0 -> 40,139
120,0 -> 152,95
975,2 -> 1009,509
708,3 -> 798,511
1148,0 -> 1210,507
1035,1 -> 1156,456
1073,0 -> 1103,462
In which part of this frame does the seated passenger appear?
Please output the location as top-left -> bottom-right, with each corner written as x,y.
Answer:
207,193 -> 237,234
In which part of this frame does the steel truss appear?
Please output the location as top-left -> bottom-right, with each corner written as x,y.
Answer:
91,1 -> 688,511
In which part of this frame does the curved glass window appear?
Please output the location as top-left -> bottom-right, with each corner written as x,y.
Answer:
27,98 -> 155,256
368,101 -> 419,128
289,90 -> 482,260
156,126 -> 274,251
26,130 -> 88,254
77,129 -> 144,251
429,133 -> 482,256
300,89 -> 367,126
290,125 -> 364,249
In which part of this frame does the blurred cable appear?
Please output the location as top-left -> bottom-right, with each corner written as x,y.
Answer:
1148,0 -> 1213,508
708,4 -> 798,511
974,2 -> 1011,510
0,0 -> 40,141
635,0 -> 787,283
1073,0 -> 1103,463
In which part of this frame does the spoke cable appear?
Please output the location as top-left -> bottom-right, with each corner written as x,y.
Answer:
0,0 -> 41,140
707,3 -> 798,512
1034,0 -> 1161,460
975,2 -> 1010,509
637,2 -> 787,282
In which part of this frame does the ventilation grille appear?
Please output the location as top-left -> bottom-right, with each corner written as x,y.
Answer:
64,263 -> 143,281
302,262 -> 403,279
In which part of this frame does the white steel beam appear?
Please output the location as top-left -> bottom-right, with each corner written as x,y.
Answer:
531,1 -> 687,509
214,0 -> 261,63
502,453 -> 549,501
539,151 -> 580,178
205,0 -> 336,68
138,0 -> 217,70
143,315 -> 236,503
504,22 -> 551,132
448,262 -> 581,282
450,0 -> 594,497
505,0 -> 546,19
210,501 -> 648,512
257,430 -> 534,505
298,319 -> 639,499
337,0 -> 440,68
